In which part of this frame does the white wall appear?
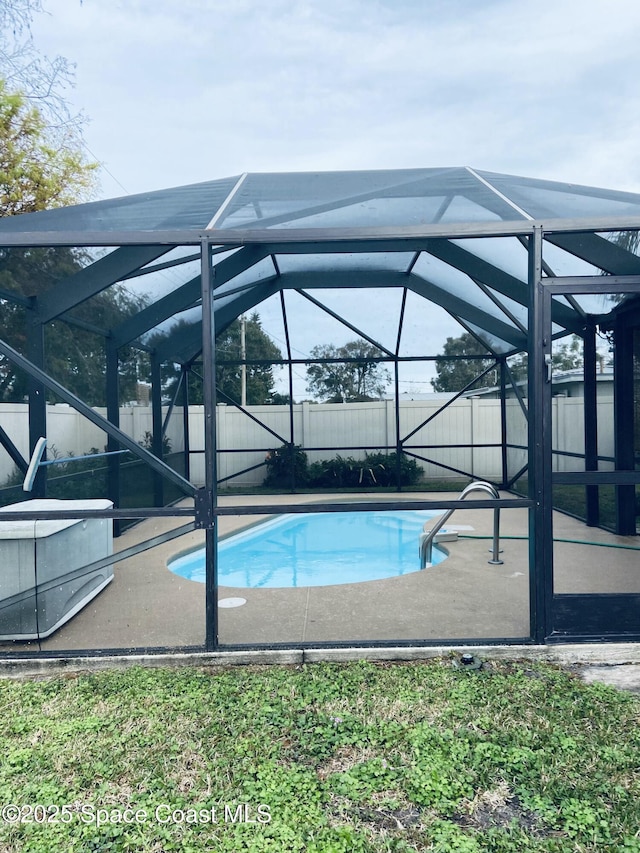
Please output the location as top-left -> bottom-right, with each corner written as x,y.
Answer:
0,403 -> 185,484
0,396 -> 616,488
503,396 -> 616,479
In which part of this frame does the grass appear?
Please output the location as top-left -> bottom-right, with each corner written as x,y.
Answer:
0,659 -> 639,852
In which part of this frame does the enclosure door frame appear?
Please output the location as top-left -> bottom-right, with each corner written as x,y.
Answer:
534,246 -> 640,641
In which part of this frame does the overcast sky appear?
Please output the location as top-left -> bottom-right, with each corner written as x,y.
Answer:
25,0 -> 640,396
31,0 -> 640,199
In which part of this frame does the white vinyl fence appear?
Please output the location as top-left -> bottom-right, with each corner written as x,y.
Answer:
0,396 -> 616,489
193,399 -> 506,486
0,403 -> 185,486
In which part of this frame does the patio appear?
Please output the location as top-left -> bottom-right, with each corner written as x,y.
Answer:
3,491 -> 638,654
2,167 -> 640,649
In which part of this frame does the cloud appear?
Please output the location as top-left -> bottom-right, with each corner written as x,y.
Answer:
27,0 -> 640,196
22,0 -> 640,395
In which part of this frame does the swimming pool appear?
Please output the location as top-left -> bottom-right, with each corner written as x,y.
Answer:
168,509 -> 447,588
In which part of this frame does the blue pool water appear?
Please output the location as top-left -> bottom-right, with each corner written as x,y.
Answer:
168,510 -> 447,588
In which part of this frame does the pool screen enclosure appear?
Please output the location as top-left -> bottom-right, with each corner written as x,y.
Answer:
1,166 -> 640,653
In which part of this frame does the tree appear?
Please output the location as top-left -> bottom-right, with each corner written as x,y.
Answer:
215,313 -> 282,405
431,333 -> 499,393
509,336 -> 605,383
0,79 -> 97,214
0,1 -> 87,153
305,341 -> 391,402
162,314 -> 283,406
0,7 -> 146,406
0,246 -> 147,404
609,230 -> 640,259
552,335 -> 583,372
0,80 -> 141,405
432,331 -> 606,395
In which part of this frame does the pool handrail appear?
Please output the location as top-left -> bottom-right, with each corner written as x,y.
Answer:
419,480 -> 503,568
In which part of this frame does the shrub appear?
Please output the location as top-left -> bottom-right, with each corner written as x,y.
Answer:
264,444 -> 309,488
279,451 -> 423,489
307,454 -> 361,488
361,451 -> 422,487
139,431 -> 172,456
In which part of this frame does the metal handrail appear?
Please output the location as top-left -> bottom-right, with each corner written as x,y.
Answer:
419,480 -> 503,568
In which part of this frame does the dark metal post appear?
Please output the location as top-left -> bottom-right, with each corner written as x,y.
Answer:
280,292 -> 297,493
499,357 -> 508,489
394,359 -> 402,491
286,442 -> 296,493
151,352 -> 164,507
583,320 -> 600,526
200,240 -> 218,650
613,321 -> 636,534
528,227 -> 552,642
182,365 -> 191,482
27,310 -> 46,498
394,289 -> 407,492
106,340 -> 121,534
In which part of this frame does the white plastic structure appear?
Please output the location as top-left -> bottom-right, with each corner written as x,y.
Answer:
23,437 -> 129,492
23,437 -> 47,492
0,498 -> 114,639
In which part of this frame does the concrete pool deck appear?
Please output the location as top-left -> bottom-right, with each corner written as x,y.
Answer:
2,491 -> 639,654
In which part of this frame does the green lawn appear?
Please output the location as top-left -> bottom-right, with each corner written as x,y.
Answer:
0,659 -> 639,852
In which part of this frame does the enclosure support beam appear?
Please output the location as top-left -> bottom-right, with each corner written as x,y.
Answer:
38,245 -> 169,324
0,337 -> 195,495
106,340 -> 122,534
151,352 -> 164,507
422,239 -> 582,333
112,246 -> 271,350
583,319 -> 600,526
547,232 -> 640,277
152,276 -> 282,365
613,320 -> 636,534
201,240 -> 219,651
182,365 -> 191,482
528,227 -> 552,643
277,291 -> 297,493
499,358 -> 508,489
395,289 -> 408,491
26,311 -> 47,498
394,361 -> 402,491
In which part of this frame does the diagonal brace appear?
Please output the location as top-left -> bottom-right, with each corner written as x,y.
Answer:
0,337 -> 195,495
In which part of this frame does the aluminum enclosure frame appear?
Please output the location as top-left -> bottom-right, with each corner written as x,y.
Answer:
2,167 -> 640,653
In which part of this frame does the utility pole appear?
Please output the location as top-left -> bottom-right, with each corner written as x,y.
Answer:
240,314 -> 247,407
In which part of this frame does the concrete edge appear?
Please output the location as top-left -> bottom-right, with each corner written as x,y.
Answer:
301,644 -> 640,665
0,650 -> 304,679
2,643 -> 640,678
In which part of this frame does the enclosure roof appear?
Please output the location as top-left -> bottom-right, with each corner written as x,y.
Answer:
4,167 -> 640,237
3,167 -> 640,366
